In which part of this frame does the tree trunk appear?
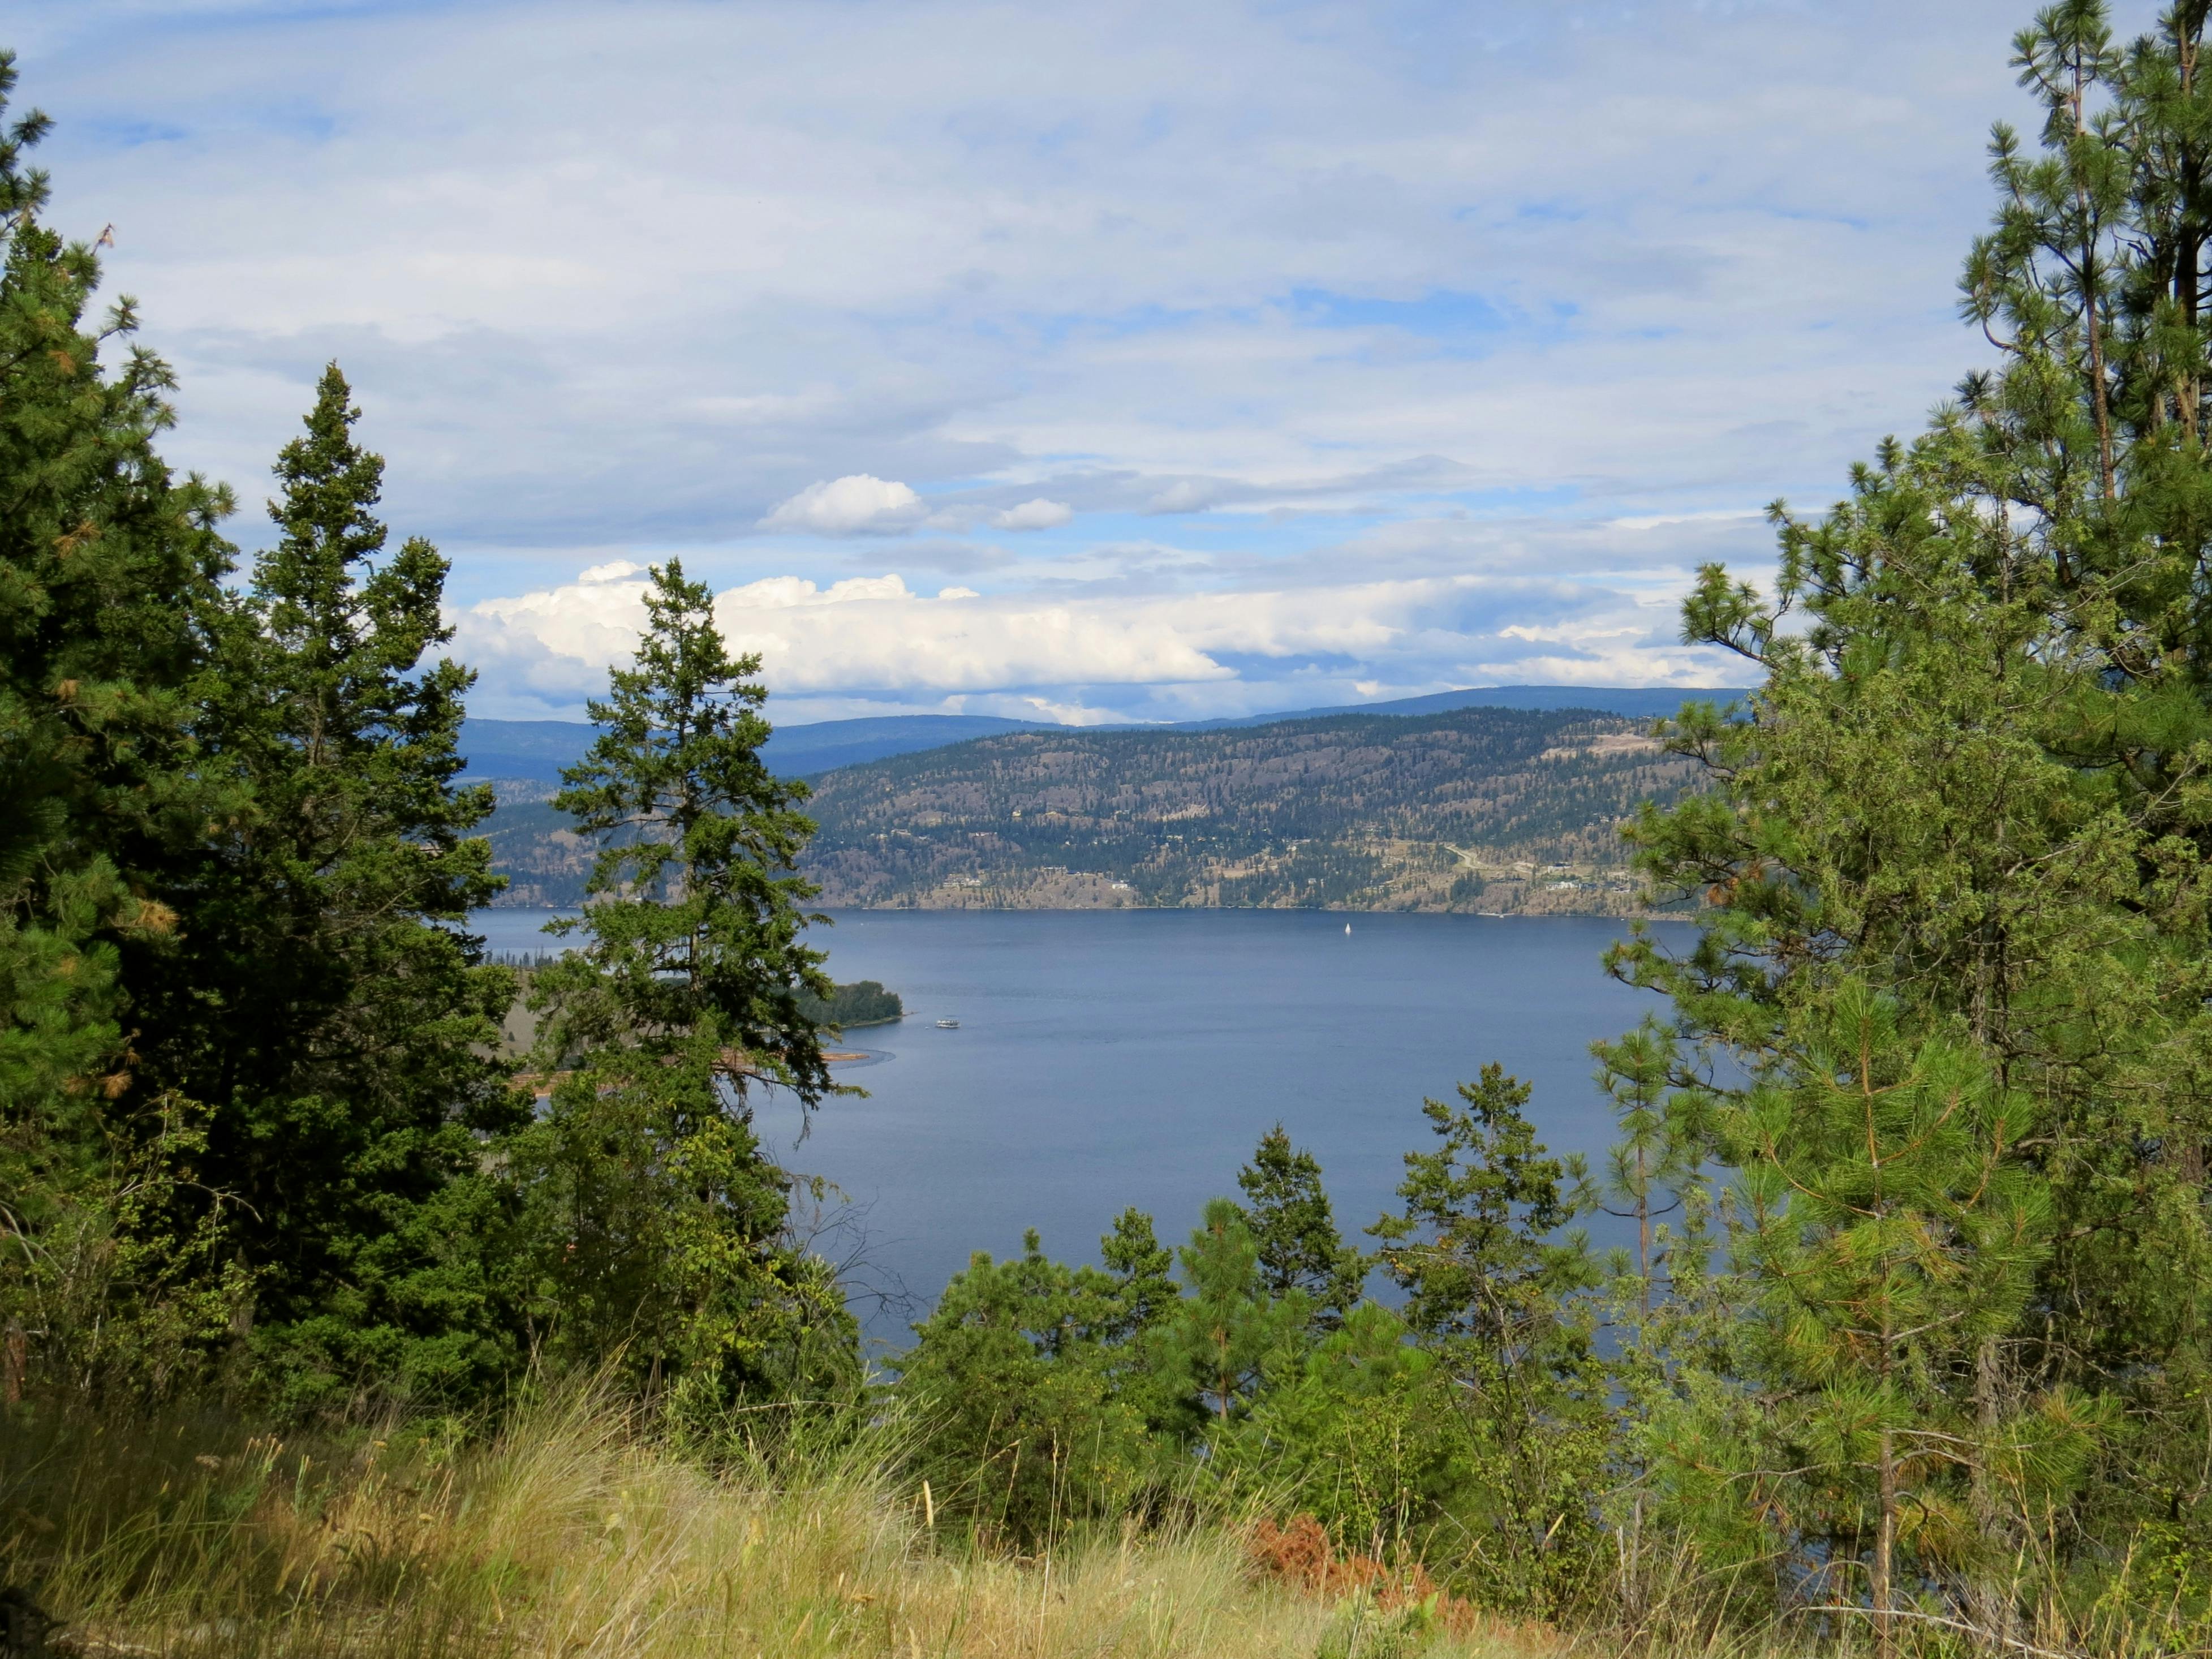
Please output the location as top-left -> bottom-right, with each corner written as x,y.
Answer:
1966,1335 -> 2019,1654
1875,1424 -> 1898,1659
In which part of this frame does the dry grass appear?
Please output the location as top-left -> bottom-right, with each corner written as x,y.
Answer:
0,1387 -> 1567,1659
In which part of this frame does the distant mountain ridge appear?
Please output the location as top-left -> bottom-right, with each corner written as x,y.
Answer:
480,703 -> 1706,912
1169,684 -> 1745,729
458,713 -> 1053,784
459,684 -> 1745,785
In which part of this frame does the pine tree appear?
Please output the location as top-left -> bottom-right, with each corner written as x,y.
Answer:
1234,1124 -> 1366,1326
1099,1205 -> 1179,1342
0,51 -> 244,1396
1723,991 -> 2090,1657
1607,2 -> 2212,1632
124,364 -> 521,1409
1590,1019 -> 1698,1327
1157,1197 -> 1306,1426
1371,1064 -> 1604,1613
1216,1301 -> 1471,1563
1372,1065 -> 1595,1361
519,557 -> 854,1420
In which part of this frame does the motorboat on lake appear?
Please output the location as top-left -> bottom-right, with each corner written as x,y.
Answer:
936,1017 -> 960,1029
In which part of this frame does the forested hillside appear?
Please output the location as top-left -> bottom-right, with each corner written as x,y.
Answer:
23,10 -> 2212,1657
799,707 -> 1701,911
480,706 -> 1703,911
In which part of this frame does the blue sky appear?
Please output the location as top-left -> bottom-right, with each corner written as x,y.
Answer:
18,0 -> 2044,720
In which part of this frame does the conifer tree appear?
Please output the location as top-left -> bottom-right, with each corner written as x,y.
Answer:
1715,991 -> 2093,1657
1606,1 -> 2212,1632
127,364 -> 520,1409
1099,1205 -> 1180,1343
1372,1065 -> 1595,1361
896,1223 -> 1171,1544
1371,1065 -> 1604,1611
534,557 -> 834,1099
1234,1124 -> 1365,1326
0,53 -> 243,1394
1157,1198 -> 1306,1426
1591,1019 -> 1697,1326
1217,1301 -> 1471,1564
518,557 -> 854,1420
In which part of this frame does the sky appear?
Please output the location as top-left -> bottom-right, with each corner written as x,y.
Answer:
16,0 -> 2053,723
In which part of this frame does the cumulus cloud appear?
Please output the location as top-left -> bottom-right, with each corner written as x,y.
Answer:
451,560 -> 1744,719
1147,480 -> 1223,514
761,475 -> 926,535
21,0 -> 2021,708
991,498 -> 1075,531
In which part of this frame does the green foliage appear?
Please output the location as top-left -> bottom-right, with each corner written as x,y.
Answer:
795,978 -> 903,1030
1371,1066 -> 1595,1360
1156,1198 -> 1307,1429
125,365 -> 520,1414
533,557 -> 833,1104
1599,3 -> 2212,1641
1369,1065 -> 1606,1614
0,55 -> 245,1401
25,8 -> 2212,1647
1215,1301 -> 1473,1561
5,1096 -> 255,1403
502,1050 -> 859,1426
1234,1124 -> 1367,1327
1590,1018 -> 1699,1330
1655,992 -> 2102,1643
895,1223 -> 1175,1545
518,558 -> 857,1429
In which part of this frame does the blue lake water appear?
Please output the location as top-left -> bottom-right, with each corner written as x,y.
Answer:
470,908 -> 1682,1346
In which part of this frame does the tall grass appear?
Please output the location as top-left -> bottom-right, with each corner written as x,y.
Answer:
0,1387 -> 1562,1659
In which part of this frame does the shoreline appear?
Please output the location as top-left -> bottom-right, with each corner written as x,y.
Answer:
480,901 -> 1701,922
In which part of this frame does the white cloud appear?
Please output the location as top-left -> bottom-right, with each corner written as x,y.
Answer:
18,0 -> 2024,710
1609,509 -> 1766,532
453,560 -> 1745,719
1147,480 -> 1222,514
761,475 -> 926,535
991,498 -> 1075,531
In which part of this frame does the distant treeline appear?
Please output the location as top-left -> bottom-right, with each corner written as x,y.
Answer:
795,978 -> 903,1029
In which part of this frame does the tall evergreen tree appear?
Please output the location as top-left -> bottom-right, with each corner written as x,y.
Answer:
1233,1124 -> 1365,1326
1607,1 -> 2212,1637
0,53 -> 243,1396
128,366 -> 520,1411
517,557 -> 855,1422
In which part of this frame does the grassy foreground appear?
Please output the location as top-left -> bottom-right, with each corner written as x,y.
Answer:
0,1391 -> 1564,1659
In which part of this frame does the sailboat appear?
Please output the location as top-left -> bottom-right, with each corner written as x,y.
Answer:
1343,922 -> 1352,936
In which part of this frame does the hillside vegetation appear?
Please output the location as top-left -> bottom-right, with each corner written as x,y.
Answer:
797,706 -> 1702,912
481,706 -> 1705,913
21,10 -> 2212,1658
0,1391 -> 1558,1659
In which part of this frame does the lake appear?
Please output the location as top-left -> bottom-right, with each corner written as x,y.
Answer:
470,908 -> 1683,1346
